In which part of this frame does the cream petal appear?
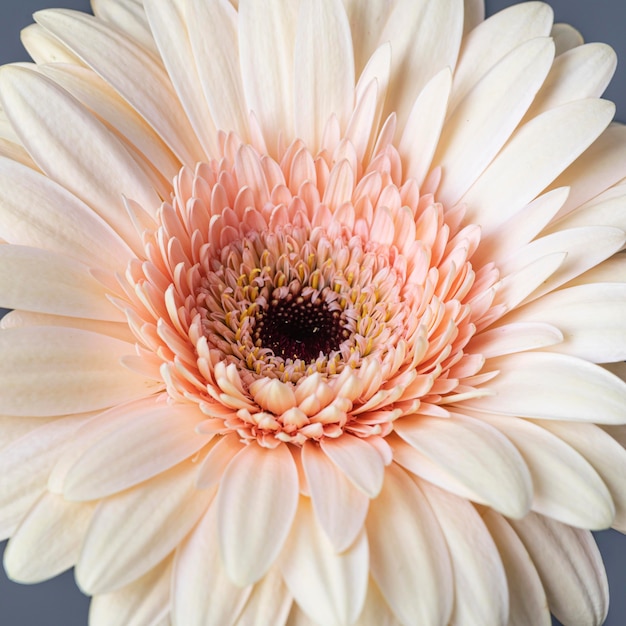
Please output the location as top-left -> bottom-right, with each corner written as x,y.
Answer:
462,0 -> 484,35
379,0 -> 463,131
91,0 -> 157,55
0,157 -> 134,273
398,67 -> 452,186
196,433 -> 245,489
462,99 -> 615,233
0,65 -> 158,253
437,37 -> 554,206
172,500 -> 252,626
504,283 -> 626,362
536,421 -> 626,532
469,322 -> 563,358
4,492 -> 95,583
34,8 -> 204,165
293,0 -> 355,151
20,23 -> 82,64
238,0 -> 297,153
89,557 -> 172,626
480,510 -> 551,626
217,442 -> 299,585
465,351 -> 626,424
509,513 -> 609,626
0,245 -> 123,321
0,415 -> 88,539
62,402 -> 211,500
76,461 -> 214,594
301,441 -> 369,552
0,327 -> 158,417
355,579 -> 402,626
143,0 -> 217,158
320,434 -> 384,498
280,497 -> 368,626
187,0 -> 249,139
394,414 -> 532,518
474,413 -> 615,529
419,481 -> 508,626
366,463 -> 453,626
450,1 -> 553,112
525,43 -> 616,120
551,23 -> 584,55
235,564 -> 292,626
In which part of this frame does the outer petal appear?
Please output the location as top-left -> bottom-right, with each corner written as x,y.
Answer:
365,463 -> 453,626
76,461 -> 213,594
235,564 -> 292,626
509,513 -> 609,626
89,557 -> 172,626
217,442 -> 298,586
280,497 -> 368,626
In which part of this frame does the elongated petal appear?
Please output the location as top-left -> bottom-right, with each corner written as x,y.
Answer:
76,461 -> 214,594
302,441 -> 369,552
419,481 -> 508,626
89,557 -> 172,626
62,402 -> 211,500
173,500 -> 252,626
394,414 -> 532,518
481,510 -> 551,626
235,564 -> 292,626
217,442 -> 298,585
465,351 -> 626,424
293,0 -> 354,151
510,513 -> 609,626
280,497 -> 368,626
0,327 -> 158,417
4,492 -> 95,583
366,463 -> 452,626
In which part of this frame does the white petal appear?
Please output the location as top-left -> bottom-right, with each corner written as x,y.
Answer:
218,442 -> 298,585
525,43 -> 616,119
76,461 -> 214,594
504,283 -> 626,362
462,99 -> 615,233
537,421 -> 626,532
20,22 -> 82,65
465,351 -> 626,424
280,497 -> 368,626
509,513 -> 608,626
143,0 -> 217,158
0,245 -> 123,321
437,37 -> 554,206
355,579 -> 402,626
196,433 -> 245,489
239,0 -> 297,152
0,327 -> 158,417
551,22 -> 584,55
0,64 -> 158,252
462,0 -> 484,34
419,481 -> 508,626
301,441 -> 369,552
34,8 -> 204,165
173,500 -> 252,626
293,0 -> 355,151
0,156 -> 133,273
62,402 -> 211,500
89,557 -> 172,626
481,510 -> 551,626
393,414 -> 532,518
379,0 -> 463,130
399,67 -> 452,186
235,564 -> 292,626
320,434 -> 384,498
450,1 -> 553,111
469,322 -> 563,358
187,0 -> 248,138
0,415 -> 88,539
4,492 -> 94,583
474,413 -> 615,529
366,463 -> 453,626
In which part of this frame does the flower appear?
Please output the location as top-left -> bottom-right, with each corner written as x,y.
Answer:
1,0 -> 626,624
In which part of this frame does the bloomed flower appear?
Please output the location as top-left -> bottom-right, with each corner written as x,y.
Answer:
0,1 -> 625,625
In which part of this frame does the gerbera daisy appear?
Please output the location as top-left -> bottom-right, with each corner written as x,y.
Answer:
1,0 -> 626,624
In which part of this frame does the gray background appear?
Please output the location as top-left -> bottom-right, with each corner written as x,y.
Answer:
0,0 -> 625,624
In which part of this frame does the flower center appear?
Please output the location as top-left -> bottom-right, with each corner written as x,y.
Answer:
253,292 -> 346,362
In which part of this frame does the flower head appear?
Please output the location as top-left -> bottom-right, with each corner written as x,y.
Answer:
1,1 -> 626,624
